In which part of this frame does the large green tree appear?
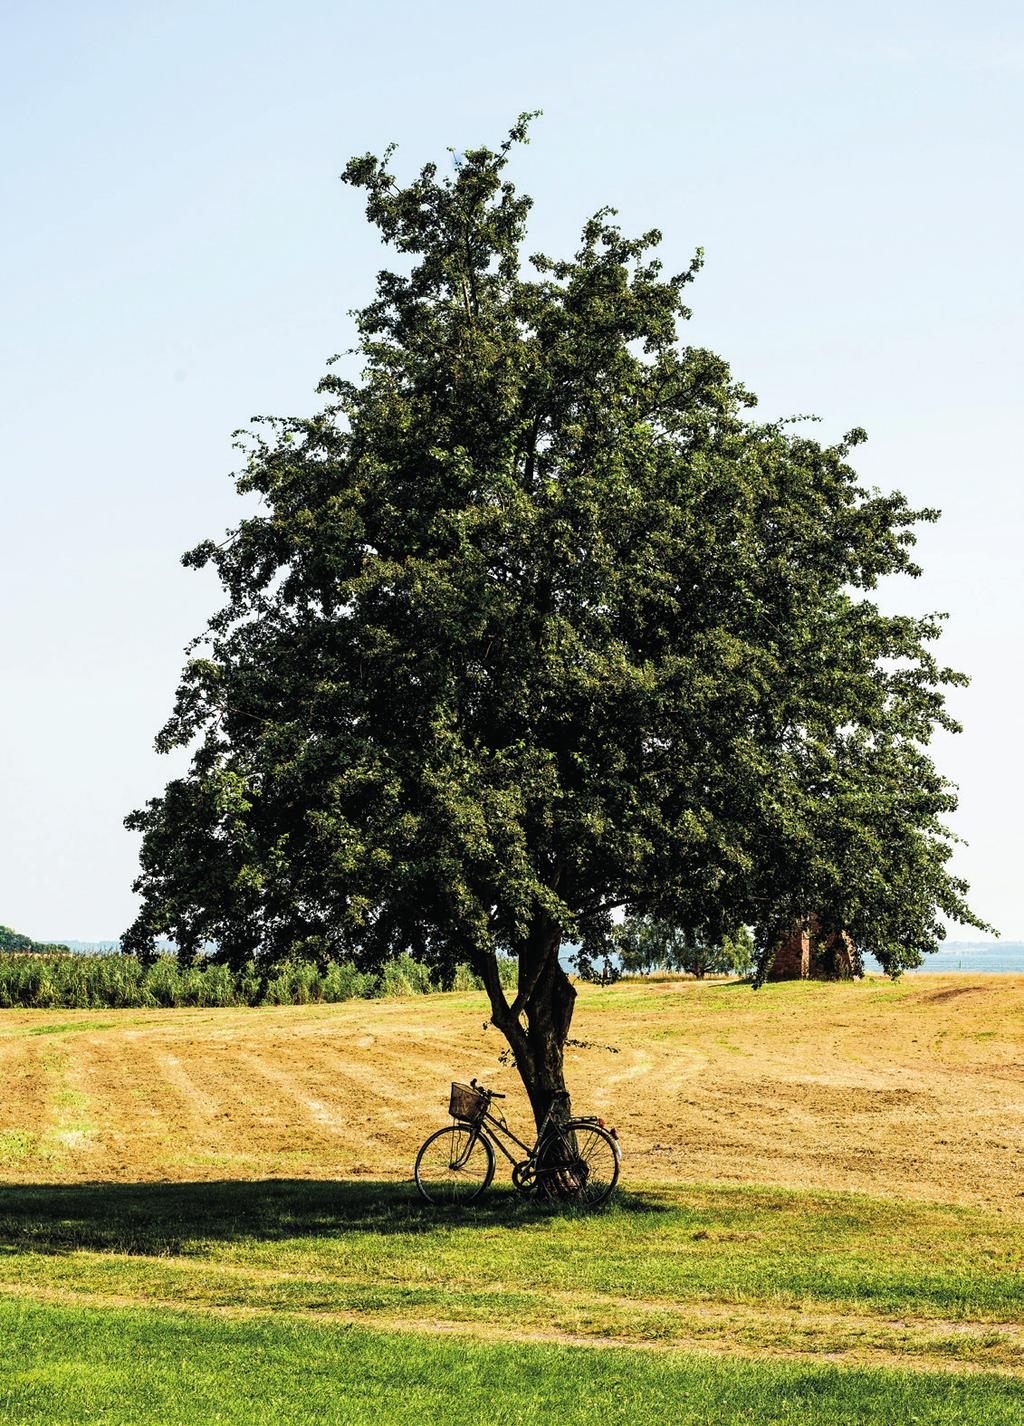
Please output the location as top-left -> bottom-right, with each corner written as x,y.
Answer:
125,116 -> 982,1127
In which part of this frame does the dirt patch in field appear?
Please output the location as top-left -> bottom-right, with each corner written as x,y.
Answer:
0,976 -> 1022,1209
920,985 -> 993,1004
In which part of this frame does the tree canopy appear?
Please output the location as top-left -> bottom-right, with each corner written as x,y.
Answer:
124,115 -> 983,1123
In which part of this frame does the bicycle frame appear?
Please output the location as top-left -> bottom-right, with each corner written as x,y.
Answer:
459,1096 -> 568,1174
471,1108 -> 534,1164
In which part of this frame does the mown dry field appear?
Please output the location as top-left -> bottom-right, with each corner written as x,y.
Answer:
0,974 -> 1021,1208
2,975 -> 1024,1421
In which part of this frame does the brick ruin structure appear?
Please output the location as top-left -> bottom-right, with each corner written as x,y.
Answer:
767,916 -> 855,980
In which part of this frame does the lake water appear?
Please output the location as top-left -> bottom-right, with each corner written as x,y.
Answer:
583,941 -> 1024,977
863,943 -> 1024,974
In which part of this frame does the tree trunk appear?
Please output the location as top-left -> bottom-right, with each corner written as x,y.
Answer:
470,918 -> 585,1199
471,915 -> 576,1134
522,958 -> 575,1131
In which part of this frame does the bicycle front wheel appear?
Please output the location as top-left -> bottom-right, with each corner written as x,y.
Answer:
538,1122 -> 620,1208
414,1125 -> 495,1206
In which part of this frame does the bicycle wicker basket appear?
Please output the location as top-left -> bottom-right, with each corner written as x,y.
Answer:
449,1081 -> 486,1122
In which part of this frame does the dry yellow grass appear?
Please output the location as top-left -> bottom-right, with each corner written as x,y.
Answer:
0,974 -> 1021,1209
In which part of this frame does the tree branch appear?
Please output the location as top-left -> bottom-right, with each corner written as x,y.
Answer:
470,945 -> 513,1028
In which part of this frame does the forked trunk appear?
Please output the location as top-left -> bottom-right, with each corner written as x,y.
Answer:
471,921 -> 586,1199
471,917 -> 576,1133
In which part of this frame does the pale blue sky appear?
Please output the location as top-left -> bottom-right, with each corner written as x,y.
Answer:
2,1 -> 1021,940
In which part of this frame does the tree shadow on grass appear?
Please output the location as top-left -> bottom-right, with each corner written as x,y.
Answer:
0,1178 -> 665,1256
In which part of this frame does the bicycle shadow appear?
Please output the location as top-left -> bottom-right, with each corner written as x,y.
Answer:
0,1178 -> 666,1257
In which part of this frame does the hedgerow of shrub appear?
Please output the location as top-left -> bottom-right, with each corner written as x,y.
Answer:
0,951 -> 516,1011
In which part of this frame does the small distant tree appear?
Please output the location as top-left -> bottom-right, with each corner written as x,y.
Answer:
614,916 -> 683,975
615,918 -> 755,979
124,116 -> 984,1136
721,926 -> 756,979
576,952 -> 621,986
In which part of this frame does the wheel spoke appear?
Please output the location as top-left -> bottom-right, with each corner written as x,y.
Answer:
534,1124 -> 618,1206
415,1126 -> 493,1205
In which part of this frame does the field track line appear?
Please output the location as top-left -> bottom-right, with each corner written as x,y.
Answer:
1,1278 -> 1022,1378
17,1246 -> 1023,1333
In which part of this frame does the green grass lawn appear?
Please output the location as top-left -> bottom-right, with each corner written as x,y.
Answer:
1,1179 -> 1022,1422
3,1298 -> 1024,1426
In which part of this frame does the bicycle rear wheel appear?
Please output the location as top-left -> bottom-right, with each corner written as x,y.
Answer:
414,1125 -> 495,1205
536,1121 -> 620,1208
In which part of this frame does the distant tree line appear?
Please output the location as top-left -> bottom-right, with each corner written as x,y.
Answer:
0,925 -> 70,956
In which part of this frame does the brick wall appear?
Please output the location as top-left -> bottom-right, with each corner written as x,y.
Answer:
767,925 -> 809,980
768,917 -> 855,980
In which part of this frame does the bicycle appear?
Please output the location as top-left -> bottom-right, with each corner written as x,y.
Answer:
414,1079 -> 621,1208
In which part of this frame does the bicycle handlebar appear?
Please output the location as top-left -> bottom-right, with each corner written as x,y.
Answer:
470,1078 -> 505,1099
